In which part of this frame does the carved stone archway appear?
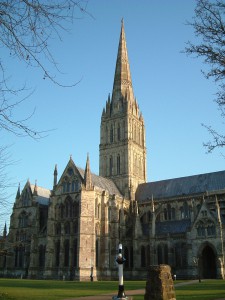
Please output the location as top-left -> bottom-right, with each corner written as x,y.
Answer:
200,245 -> 217,279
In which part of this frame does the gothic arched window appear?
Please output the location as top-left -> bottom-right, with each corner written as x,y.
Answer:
141,245 -> 146,267
124,246 -> 129,268
109,156 -> 113,176
39,245 -> 46,268
105,126 -> 108,144
167,204 -> 172,220
117,124 -> 121,141
117,155 -> 120,175
65,198 -> 72,218
110,125 -> 113,143
157,244 -> 163,264
55,223 -> 61,235
55,240 -> 60,267
19,212 -> 28,228
65,222 -> 70,235
73,219 -> 78,234
96,239 -> 99,267
64,240 -> 70,267
73,239 -> 78,267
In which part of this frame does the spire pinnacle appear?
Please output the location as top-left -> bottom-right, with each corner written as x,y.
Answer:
16,183 -> 20,199
34,180 -> 38,196
112,20 -> 134,103
53,164 -> 58,188
84,153 -> 92,190
3,222 -> 7,238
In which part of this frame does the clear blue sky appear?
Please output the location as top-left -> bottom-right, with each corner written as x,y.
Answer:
1,0 -> 224,232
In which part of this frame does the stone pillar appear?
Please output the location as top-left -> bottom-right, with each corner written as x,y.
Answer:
145,265 -> 176,300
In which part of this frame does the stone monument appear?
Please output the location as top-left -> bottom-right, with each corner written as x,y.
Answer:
145,264 -> 176,300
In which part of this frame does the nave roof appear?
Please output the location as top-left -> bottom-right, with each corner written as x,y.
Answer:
136,170 -> 225,202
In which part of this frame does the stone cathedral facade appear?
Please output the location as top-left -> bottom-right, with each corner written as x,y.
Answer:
1,21 -> 225,281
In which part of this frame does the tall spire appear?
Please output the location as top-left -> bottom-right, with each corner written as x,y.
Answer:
112,19 -> 134,103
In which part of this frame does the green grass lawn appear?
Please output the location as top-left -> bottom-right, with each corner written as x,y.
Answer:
0,279 -> 225,300
0,279 -> 144,300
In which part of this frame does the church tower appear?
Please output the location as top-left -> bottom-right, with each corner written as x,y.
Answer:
99,20 -> 147,199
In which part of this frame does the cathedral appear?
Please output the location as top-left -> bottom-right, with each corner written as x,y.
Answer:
1,21 -> 225,281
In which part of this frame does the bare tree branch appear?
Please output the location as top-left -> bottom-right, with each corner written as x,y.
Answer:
184,0 -> 225,152
0,0 -> 90,139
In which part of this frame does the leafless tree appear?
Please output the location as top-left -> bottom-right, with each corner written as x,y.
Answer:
0,0 -> 89,138
0,146 -> 14,225
0,1 -> 90,231
184,0 -> 225,152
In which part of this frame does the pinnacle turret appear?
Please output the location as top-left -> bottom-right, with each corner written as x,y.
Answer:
16,183 -> 20,199
53,164 -> 58,188
84,153 -> 92,190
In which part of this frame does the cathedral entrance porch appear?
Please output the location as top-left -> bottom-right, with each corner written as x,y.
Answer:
201,245 -> 217,279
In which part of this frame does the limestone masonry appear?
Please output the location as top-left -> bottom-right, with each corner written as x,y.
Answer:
1,21 -> 225,281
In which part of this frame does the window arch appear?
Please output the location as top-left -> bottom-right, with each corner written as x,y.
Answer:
105,126 -> 108,144
109,156 -> 113,176
146,245 -> 150,266
157,244 -> 163,264
117,155 -> 120,175
15,244 -> 25,268
73,201 -> 79,218
64,239 -> 70,267
64,222 -> 70,235
110,125 -> 114,143
124,246 -> 129,268
73,219 -> 78,234
19,212 -> 28,228
60,204 -> 64,219
55,240 -> 60,267
164,208 -> 168,221
181,202 -> 191,219
207,223 -> 216,236
65,197 -> 72,218
55,223 -> 61,235
39,245 -> 46,268
117,123 -> 121,141
73,239 -> 78,267
141,245 -> 146,267
167,204 -> 172,220
96,239 -> 99,267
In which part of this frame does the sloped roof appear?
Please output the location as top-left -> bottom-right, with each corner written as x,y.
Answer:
156,219 -> 191,235
78,168 -> 122,196
136,170 -> 225,203
30,184 -> 50,205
